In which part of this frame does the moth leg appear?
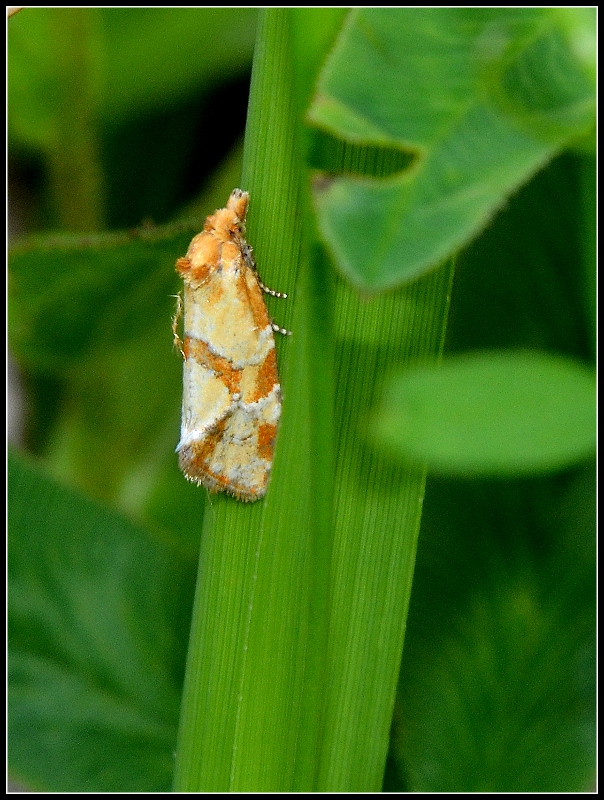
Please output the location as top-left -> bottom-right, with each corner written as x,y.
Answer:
171,293 -> 185,358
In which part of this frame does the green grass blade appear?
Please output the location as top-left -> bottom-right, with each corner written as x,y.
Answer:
173,10 -> 319,790
319,264 -> 454,789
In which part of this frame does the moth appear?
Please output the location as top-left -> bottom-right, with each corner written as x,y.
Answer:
174,189 -> 288,501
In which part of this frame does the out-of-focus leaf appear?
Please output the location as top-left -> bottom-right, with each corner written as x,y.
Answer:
374,350 -> 595,475
8,225 -> 193,372
8,449 -> 196,791
308,8 -> 596,290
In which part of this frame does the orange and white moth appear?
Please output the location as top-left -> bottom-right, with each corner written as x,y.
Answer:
174,189 -> 288,502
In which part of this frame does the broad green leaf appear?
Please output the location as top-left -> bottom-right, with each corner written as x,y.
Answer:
8,224 -> 189,501
374,350 -> 595,476
308,8 -> 596,290
8,224 -> 196,372
8,449 -> 196,792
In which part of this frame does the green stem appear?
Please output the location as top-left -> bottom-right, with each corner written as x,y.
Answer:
48,8 -> 104,231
